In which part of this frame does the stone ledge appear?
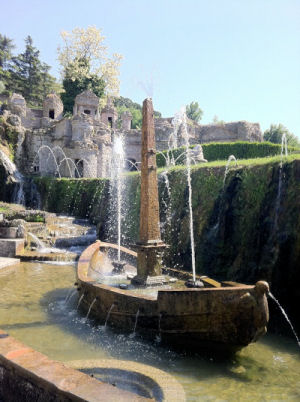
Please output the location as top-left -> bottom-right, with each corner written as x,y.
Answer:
0,330 -> 147,401
0,257 -> 20,270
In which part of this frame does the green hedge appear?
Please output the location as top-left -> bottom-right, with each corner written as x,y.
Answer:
156,141 -> 300,168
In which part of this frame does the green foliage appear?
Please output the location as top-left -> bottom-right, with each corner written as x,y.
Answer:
114,96 -> 161,129
24,214 -> 45,223
0,34 -> 14,69
0,34 -> 14,94
264,124 -> 300,148
186,101 -> 203,123
0,34 -> 59,105
34,177 -> 109,218
0,80 -> 5,94
61,58 -> 105,113
114,96 -> 161,118
156,141 -> 300,168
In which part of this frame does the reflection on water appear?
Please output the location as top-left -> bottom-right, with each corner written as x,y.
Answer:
0,262 -> 299,401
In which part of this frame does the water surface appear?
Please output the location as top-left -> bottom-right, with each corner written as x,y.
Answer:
0,262 -> 299,401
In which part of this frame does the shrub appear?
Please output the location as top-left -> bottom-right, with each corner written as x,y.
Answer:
156,141 -> 300,168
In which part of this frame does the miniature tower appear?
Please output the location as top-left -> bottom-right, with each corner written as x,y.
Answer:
100,97 -> 118,129
132,98 -> 166,285
121,110 -> 132,130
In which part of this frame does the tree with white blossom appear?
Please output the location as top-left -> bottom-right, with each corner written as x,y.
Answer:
58,26 -> 122,113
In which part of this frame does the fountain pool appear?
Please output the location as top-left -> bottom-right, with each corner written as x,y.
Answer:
0,261 -> 299,401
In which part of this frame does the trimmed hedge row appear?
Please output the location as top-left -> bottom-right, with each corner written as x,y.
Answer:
156,141 -> 300,167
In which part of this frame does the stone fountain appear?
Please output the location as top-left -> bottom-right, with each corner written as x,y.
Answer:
76,98 -> 270,353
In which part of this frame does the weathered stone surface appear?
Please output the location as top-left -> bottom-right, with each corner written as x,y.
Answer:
7,114 -> 21,127
196,121 -> 262,143
2,90 -> 263,180
8,93 -> 27,117
0,239 -> 24,257
43,93 -> 63,120
77,241 -> 269,351
121,110 -> 132,130
74,90 -> 99,118
134,98 -> 166,281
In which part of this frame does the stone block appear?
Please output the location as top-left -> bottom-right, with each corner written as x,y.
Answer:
0,227 -> 18,238
0,239 -> 24,257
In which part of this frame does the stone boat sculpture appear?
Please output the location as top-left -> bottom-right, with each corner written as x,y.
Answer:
76,98 -> 269,353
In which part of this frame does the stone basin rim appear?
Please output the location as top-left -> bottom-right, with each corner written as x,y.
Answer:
65,358 -> 186,402
77,240 -> 257,298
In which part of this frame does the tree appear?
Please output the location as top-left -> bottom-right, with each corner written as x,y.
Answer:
61,58 -> 105,113
0,34 -> 14,92
9,36 -> 42,104
6,36 -> 59,105
264,124 -> 300,148
40,62 -> 62,99
0,34 -> 14,69
114,96 -> 161,129
58,26 -> 122,111
186,101 -> 203,123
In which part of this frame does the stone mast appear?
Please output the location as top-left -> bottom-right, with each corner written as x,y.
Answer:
132,98 -> 166,285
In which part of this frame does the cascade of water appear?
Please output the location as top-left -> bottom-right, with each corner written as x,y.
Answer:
130,309 -> 140,337
0,149 -> 25,205
268,292 -> 300,348
76,293 -> 85,310
66,289 -> 77,305
85,185 -> 102,217
65,288 -> 76,304
85,298 -> 97,320
27,232 -> 46,250
155,313 -> 162,343
51,146 -> 73,177
172,108 -> 196,282
104,303 -> 115,328
274,134 -> 289,233
281,133 -> 288,168
223,155 -> 237,187
110,135 -> 125,261
160,171 -> 172,237
34,145 -> 62,178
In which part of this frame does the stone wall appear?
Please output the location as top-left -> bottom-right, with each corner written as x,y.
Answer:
196,121 -> 262,143
4,92 -> 263,179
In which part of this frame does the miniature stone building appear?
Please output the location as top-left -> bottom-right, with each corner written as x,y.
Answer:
121,110 -> 132,130
43,93 -> 63,120
100,97 -> 118,128
73,90 -> 99,118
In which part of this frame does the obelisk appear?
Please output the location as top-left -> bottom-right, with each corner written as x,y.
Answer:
132,98 -> 166,285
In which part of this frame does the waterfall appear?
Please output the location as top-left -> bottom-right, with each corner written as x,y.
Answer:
0,149 -> 25,205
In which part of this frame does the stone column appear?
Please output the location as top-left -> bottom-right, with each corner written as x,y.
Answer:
133,98 -> 166,284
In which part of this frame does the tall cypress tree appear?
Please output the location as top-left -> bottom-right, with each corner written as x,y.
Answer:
0,34 -> 14,92
9,36 -> 42,105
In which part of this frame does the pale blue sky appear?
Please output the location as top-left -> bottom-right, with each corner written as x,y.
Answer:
1,0 -> 300,137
